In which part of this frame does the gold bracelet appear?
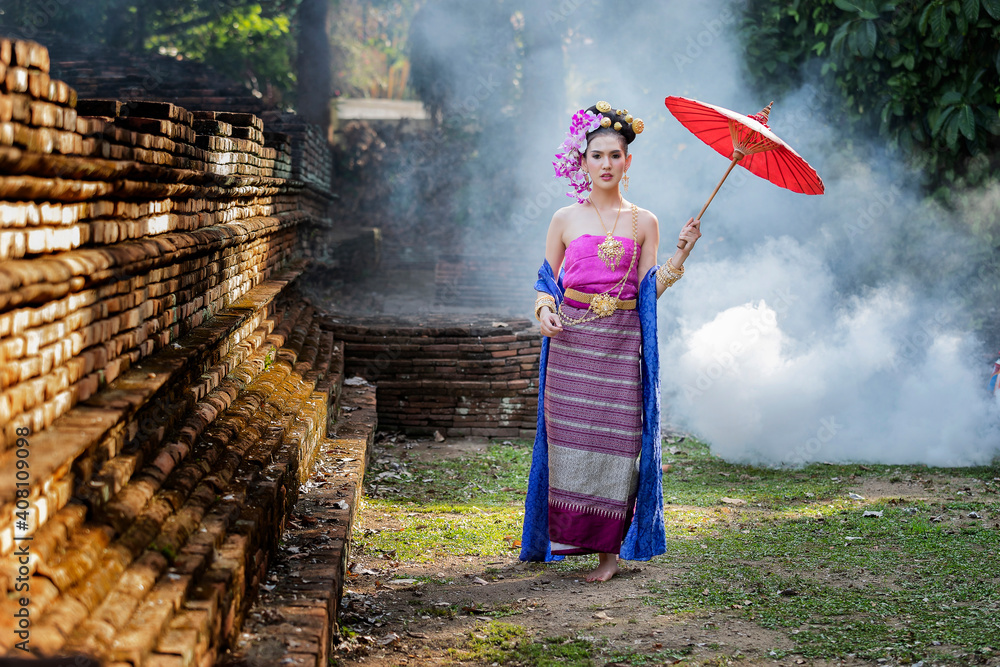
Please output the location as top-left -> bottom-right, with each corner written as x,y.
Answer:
666,259 -> 685,275
534,296 -> 556,320
535,296 -> 556,308
656,264 -> 682,288
657,264 -> 682,279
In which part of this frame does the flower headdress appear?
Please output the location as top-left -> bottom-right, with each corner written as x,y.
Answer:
553,108 -> 603,204
553,101 -> 645,203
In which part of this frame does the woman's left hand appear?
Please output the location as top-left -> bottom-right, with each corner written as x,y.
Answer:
677,217 -> 702,255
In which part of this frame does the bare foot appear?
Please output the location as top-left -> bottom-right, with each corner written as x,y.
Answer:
661,463 -> 672,473
585,553 -> 619,582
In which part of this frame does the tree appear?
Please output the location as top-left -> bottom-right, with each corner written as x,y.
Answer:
297,0 -> 334,137
740,0 -> 1000,192
0,0 -> 302,103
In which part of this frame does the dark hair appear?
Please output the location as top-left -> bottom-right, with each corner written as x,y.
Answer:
584,104 -> 637,154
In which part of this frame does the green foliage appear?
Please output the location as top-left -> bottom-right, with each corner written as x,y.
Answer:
740,0 -> 1000,190
146,2 -> 297,100
0,0 -> 301,100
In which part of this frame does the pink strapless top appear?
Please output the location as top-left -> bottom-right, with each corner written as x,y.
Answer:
563,234 -> 640,303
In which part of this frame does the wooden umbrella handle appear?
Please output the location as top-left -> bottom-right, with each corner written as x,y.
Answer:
677,155 -> 742,251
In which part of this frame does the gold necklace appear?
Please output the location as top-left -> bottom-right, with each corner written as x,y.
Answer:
558,204 -> 639,326
591,195 -> 625,270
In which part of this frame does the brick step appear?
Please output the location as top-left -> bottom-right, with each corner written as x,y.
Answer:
220,379 -> 376,667
0,303 -> 336,662
0,265 -> 306,558
0,223 -> 301,446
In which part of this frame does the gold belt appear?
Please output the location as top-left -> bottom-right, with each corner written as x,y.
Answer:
563,288 -> 636,317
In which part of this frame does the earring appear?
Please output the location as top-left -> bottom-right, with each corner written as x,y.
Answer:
585,172 -> 592,185
621,171 -> 629,194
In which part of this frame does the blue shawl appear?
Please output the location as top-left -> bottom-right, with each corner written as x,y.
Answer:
520,260 -> 667,562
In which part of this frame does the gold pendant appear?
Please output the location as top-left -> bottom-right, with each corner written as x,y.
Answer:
597,232 -> 625,270
591,293 -> 618,318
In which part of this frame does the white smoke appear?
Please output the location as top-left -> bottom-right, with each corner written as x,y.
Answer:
565,1 -> 1000,465
420,0 -> 1000,465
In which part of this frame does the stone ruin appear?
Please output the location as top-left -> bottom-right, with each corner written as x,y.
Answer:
0,36 -> 541,666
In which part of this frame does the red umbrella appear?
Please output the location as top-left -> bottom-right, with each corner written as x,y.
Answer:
664,96 -> 824,247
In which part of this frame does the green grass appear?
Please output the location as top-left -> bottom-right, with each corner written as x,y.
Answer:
642,505 -> 1000,662
449,621 -> 597,666
355,501 -> 523,561
353,436 -> 1000,664
648,442 -> 1000,663
366,440 -> 533,505
355,440 -> 534,561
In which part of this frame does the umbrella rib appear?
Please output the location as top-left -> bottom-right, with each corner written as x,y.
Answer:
782,154 -> 807,194
771,152 -> 794,192
781,151 -> 816,194
796,155 -> 824,193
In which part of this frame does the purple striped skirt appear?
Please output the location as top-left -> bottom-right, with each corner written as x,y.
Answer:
544,302 -> 642,555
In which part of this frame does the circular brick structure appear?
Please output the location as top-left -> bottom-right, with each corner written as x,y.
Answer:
320,314 -> 542,439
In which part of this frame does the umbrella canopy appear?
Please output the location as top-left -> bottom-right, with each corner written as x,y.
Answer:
664,95 -> 824,197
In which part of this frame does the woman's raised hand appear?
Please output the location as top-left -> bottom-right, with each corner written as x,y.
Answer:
677,217 -> 702,254
539,308 -> 564,337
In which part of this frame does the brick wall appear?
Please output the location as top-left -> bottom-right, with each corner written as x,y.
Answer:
434,253 -> 537,312
0,37 -> 348,665
322,315 -> 542,439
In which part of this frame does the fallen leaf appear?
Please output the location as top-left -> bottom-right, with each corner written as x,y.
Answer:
592,611 -> 613,620
720,497 -> 747,505
377,633 -> 400,646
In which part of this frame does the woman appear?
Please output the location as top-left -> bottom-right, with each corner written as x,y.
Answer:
521,101 -> 701,582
